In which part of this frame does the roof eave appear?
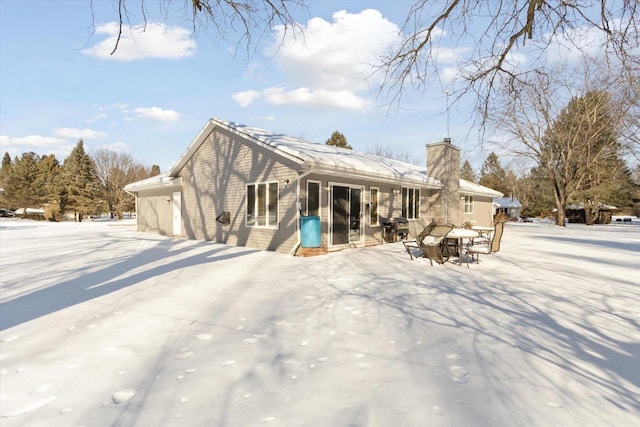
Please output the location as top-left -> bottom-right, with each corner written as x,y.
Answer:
305,164 -> 442,189
168,119 -> 306,177
125,176 -> 183,193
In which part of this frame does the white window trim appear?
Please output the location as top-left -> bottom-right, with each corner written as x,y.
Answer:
464,195 -> 474,214
370,187 -> 379,226
401,187 -> 420,219
246,181 -> 279,229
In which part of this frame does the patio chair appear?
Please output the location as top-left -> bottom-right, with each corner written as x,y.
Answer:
464,220 -> 505,266
420,223 -> 454,266
402,219 -> 435,260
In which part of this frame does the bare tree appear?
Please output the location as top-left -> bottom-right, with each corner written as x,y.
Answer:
378,1 -> 639,118
365,144 -> 420,165
95,0 -> 306,56
489,61 -> 639,225
98,2 -> 638,117
93,148 -> 146,219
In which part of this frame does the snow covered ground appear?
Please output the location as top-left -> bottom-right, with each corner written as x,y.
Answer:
0,218 -> 638,426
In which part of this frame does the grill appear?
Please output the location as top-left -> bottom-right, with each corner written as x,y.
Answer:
382,217 -> 409,242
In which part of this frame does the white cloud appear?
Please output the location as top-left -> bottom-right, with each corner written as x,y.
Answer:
134,106 -> 181,122
54,128 -> 107,140
263,87 -> 371,110
98,142 -> 129,153
273,9 -> 400,90
85,113 -> 108,123
81,22 -> 196,61
542,24 -> 617,65
234,9 -> 401,110
232,90 -> 262,107
0,134 -> 75,159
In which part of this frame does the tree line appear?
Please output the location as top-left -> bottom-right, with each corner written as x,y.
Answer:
0,140 -> 160,221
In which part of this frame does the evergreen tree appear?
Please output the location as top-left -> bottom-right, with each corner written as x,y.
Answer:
149,164 -> 161,177
0,152 -> 13,206
38,155 -> 63,221
325,131 -> 352,150
575,152 -> 636,224
63,140 -> 104,221
460,160 -> 476,182
3,152 -> 47,214
479,152 -> 508,194
0,152 -> 11,184
517,166 -> 556,217
541,91 -> 620,225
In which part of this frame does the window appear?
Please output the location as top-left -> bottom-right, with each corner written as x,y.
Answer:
401,187 -> 420,219
307,181 -> 320,217
370,187 -> 379,226
246,182 -> 278,227
464,195 -> 474,214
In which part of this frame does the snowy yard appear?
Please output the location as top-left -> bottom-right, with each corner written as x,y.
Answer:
0,218 -> 638,427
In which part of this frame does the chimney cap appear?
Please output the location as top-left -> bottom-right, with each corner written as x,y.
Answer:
444,137 -> 451,144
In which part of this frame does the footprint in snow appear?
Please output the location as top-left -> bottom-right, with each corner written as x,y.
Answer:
433,405 -> 445,415
112,389 -> 136,404
449,365 -> 470,383
196,334 -> 212,340
1,396 -> 56,418
243,338 -> 259,344
174,351 -> 194,360
29,384 -> 51,394
222,360 -> 236,366
0,334 -> 19,343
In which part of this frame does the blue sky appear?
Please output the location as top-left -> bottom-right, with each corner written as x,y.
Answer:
1,0 -> 482,172
0,0 -> 616,174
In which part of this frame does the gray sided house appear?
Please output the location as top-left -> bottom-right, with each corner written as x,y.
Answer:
125,119 -> 503,255
494,197 -> 523,220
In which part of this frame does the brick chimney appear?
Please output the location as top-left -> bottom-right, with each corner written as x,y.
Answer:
426,138 -> 460,225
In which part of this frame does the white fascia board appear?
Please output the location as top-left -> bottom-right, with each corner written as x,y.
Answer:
305,164 -> 442,189
125,176 -> 182,193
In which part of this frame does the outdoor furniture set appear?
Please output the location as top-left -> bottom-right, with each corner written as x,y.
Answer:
403,219 -> 505,267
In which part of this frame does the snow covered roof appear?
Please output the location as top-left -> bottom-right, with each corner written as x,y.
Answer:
494,197 -> 522,208
460,179 -> 503,198
167,118 -> 442,188
567,202 -> 618,210
124,173 -> 181,193
127,118 -> 503,196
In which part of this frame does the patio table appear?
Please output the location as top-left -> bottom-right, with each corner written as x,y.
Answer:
472,225 -> 495,241
446,228 -> 479,265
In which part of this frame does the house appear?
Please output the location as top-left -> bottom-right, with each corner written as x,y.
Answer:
124,119 -> 503,255
493,197 -> 523,220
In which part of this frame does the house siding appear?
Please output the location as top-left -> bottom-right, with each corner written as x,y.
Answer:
299,176 -> 440,249
460,195 -> 495,227
136,189 -> 174,236
176,127 -> 299,254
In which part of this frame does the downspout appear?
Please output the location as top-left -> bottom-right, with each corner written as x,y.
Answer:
124,187 -> 137,222
289,167 -> 317,256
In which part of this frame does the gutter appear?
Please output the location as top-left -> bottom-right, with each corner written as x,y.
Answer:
306,165 -> 442,190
